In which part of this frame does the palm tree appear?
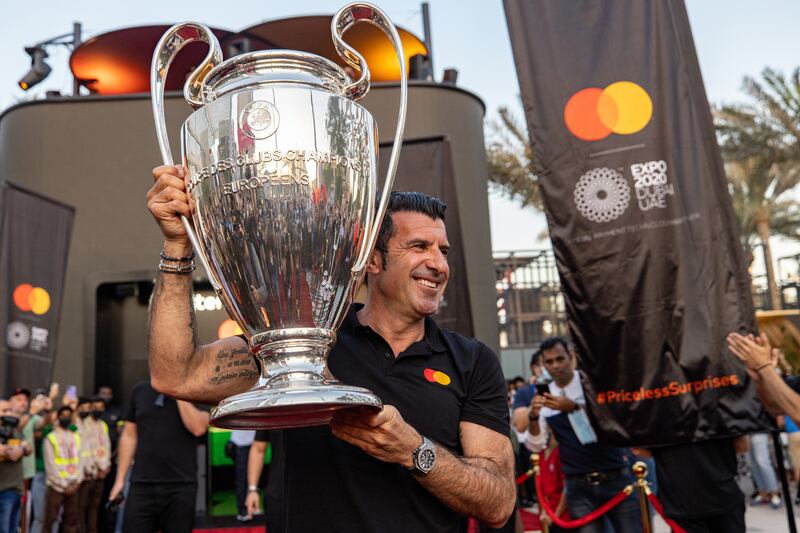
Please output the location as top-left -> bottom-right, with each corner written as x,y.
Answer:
715,67 -> 800,309
485,106 -> 542,210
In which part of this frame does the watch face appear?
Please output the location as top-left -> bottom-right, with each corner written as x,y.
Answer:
418,448 -> 436,472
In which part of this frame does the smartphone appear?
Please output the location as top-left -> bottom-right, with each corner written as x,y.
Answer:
65,385 -> 77,401
535,383 -> 550,396
105,493 -> 124,512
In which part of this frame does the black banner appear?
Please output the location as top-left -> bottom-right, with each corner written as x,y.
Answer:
0,182 -> 74,393
504,0 -> 767,445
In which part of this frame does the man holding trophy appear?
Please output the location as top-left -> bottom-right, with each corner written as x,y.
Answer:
143,3 -> 515,530
146,175 -> 515,530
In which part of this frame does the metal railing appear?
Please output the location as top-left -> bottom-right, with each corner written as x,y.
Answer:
494,250 -> 569,348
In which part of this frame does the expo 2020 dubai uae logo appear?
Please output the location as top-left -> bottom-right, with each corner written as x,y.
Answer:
573,167 -> 631,223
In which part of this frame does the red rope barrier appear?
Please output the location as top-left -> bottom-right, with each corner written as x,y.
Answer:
535,474 -> 632,529
646,492 -> 687,533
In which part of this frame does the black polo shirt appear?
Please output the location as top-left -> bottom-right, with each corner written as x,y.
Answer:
267,304 -> 509,533
124,381 -> 205,484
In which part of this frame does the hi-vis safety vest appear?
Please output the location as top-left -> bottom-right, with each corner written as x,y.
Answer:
47,432 -> 81,478
93,420 -> 110,462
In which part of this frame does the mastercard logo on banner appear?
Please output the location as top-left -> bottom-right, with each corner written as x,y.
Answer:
12,284 -> 50,315
564,81 -> 653,141
423,368 -> 451,386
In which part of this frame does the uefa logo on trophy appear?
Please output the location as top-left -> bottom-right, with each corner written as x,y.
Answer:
150,3 -> 408,429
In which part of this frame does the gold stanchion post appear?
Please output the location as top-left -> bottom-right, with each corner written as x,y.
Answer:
632,461 -> 653,533
531,454 -> 548,533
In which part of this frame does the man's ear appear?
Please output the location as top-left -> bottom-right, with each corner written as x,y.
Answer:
365,249 -> 382,275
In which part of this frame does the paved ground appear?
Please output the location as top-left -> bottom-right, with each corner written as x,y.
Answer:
522,502 -> 800,532
651,503 -> 798,533
654,505 -> 800,533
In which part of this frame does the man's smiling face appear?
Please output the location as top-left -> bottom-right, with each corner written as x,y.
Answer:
370,211 -> 450,320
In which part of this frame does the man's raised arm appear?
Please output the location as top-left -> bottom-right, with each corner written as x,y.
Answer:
147,164 -> 259,403
728,332 -> 800,420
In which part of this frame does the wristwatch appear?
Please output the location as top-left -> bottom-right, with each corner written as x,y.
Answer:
247,485 -> 259,493
409,436 -> 437,475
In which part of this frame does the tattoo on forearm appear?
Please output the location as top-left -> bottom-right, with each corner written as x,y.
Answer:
208,348 -> 259,386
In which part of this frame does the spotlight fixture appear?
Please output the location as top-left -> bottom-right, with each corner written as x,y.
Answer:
17,23 -> 82,94
18,46 -> 52,91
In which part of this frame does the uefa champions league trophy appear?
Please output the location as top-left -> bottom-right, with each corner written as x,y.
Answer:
150,3 -> 407,429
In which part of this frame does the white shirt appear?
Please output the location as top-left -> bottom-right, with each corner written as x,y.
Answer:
524,370 -> 585,452
229,429 -> 255,447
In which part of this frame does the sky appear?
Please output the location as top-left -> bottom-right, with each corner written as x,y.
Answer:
2,0 -> 799,274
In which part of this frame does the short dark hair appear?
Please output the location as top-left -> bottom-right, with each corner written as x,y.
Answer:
530,349 -> 542,368
57,406 -> 73,417
539,336 -> 569,354
374,192 -> 446,267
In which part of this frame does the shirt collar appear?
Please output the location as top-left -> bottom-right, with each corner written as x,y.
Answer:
343,304 -> 446,356
549,370 -> 584,403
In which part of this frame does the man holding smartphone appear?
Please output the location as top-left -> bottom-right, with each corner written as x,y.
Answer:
523,337 -> 641,533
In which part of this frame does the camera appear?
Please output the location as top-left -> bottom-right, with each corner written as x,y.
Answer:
0,416 -> 19,444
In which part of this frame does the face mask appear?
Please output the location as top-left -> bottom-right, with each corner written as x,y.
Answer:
78,412 -> 90,420
1,416 -> 19,429
58,418 -> 71,429
91,410 -> 102,420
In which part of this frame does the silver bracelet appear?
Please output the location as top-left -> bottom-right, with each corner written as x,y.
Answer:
158,259 -> 195,274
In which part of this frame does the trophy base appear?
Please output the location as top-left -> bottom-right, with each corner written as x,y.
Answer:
209,379 -> 383,430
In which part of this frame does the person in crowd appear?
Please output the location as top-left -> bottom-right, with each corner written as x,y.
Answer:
8,387 -> 43,531
95,386 -> 122,533
524,337 -> 642,533
512,349 -> 549,434
727,333 -> 799,509
29,386 -> 57,533
507,381 -> 518,402
245,431 -> 276,526
108,381 -> 209,533
537,434 -> 568,533
637,437 -> 747,533
76,397 -> 98,528
511,349 -> 544,507
95,386 -> 123,447
43,405 -> 82,533
0,398 -> 31,533
82,397 -> 111,533
228,430 -> 255,523
145,170 -> 516,532
726,332 -> 800,416
784,414 -> 800,504
747,432 -> 782,507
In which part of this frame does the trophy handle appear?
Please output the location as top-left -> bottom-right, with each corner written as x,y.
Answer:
150,23 -> 223,289
332,3 -> 408,276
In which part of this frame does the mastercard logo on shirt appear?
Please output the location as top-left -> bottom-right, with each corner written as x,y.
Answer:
423,368 -> 451,386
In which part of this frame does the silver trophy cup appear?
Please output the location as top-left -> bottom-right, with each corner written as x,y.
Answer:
151,3 -> 407,429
